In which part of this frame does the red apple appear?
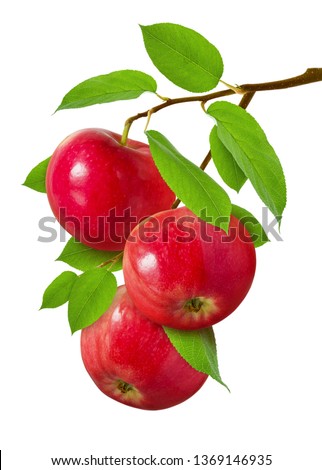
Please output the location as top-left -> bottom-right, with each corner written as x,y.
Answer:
46,129 -> 175,250
81,286 -> 207,410
123,207 -> 256,330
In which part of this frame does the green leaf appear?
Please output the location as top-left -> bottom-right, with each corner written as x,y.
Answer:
23,157 -> 50,193
140,23 -> 223,92
56,70 -> 157,111
207,101 -> 287,220
57,237 -> 123,272
40,271 -> 77,309
164,326 -> 229,390
231,204 -> 269,248
210,126 -> 247,192
146,130 -> 231,232
68,269 -> 117,334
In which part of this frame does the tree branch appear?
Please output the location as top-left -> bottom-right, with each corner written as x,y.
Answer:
171,91 -> 256,209
121,68 -> 322,144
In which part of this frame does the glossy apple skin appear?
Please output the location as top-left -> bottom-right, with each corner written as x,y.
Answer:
123,207 -> 256,330
81,286 -> 207,410
46,129 -> 175,251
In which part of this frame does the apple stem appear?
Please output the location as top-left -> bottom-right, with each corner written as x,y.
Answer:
120,121 -> 132,146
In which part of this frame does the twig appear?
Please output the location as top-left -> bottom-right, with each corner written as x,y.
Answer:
121,68 -> 322,144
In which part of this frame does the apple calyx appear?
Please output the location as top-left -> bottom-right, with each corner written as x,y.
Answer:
183,297 -> 217,316
117,380 -> 135,394
184,297 -> 203,313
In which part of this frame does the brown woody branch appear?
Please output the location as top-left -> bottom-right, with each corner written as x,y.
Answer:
121,68 -> 322,145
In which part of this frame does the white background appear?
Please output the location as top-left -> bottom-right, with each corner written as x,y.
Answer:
1,1 -> 321,469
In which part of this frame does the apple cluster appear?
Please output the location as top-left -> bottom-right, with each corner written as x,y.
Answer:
46,128 -> 256,410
